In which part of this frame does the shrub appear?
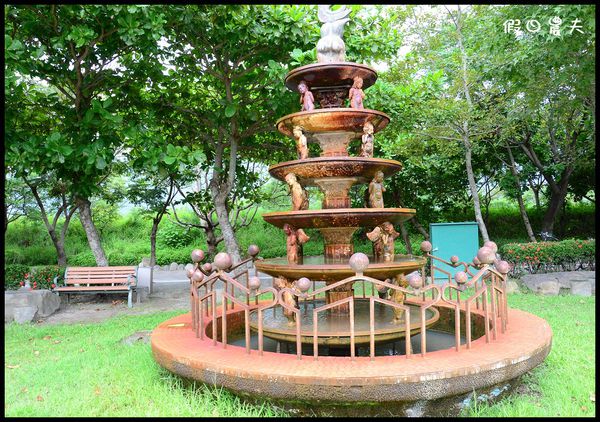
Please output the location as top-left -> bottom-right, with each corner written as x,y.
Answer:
68,251 -> 97,266
499,238 -> 595,275
30,266 -> 66,290
5,264 -> 31,290
155,248 -> 195,266
158,222 -> 195,248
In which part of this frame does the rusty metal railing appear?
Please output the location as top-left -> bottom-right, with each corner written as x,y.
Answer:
186,242 -> 512,361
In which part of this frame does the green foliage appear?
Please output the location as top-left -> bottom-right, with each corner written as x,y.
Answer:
4,265 -> 65,290
68,251 -> 97,267
4,264 -> 31,290
157,222 -> 195,249
4,246 -> 60,266
91,200 -> 121,235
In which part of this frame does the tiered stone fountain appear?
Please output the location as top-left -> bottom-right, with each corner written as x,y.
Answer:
151,6 -> 552,416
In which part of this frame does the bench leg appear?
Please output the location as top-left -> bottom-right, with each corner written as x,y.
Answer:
136,288 -> 141,304
128,289 -> 133,308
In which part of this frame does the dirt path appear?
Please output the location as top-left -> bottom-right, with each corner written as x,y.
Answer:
38,282 -> 191,325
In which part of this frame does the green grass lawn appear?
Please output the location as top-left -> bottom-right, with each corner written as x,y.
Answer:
464,292 -> 596,417
4,292 -> 596,417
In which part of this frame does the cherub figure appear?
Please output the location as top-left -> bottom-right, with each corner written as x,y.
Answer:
285,173 -> 309,211
293,126 -> 309,160
348,76 -> 365,109
298,80 -> 315,111
359,122 -> 374,158
389,273 -> 409,323
283,223 -> 310,264
368,170 -> 385,208
367,222 -> 400,262
273,276 -> 298,325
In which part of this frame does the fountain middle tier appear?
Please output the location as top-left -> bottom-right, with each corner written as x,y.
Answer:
270,157 -> 402,186
271,157 -> 403,209
263,207 -> 415,229
277,108 -> 390,157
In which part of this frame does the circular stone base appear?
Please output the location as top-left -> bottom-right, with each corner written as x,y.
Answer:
151,302 -> 552,410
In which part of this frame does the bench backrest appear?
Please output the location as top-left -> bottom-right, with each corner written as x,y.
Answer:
64,266 -> 138,286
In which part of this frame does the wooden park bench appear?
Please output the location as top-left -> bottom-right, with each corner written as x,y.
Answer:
52,266 -> 139,308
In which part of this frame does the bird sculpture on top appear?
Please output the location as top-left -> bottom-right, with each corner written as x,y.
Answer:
316,5 -> 351,63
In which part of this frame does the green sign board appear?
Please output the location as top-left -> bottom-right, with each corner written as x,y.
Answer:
430,222 -> 479,281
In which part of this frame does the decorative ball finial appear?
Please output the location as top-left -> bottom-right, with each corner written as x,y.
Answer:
186,268 -> 195,279
248,276 -> 261,291
191,249 -> 205,263
349,252 -> 369,274
248,244 -> 260,257
472,256 -> 481,266
450,255 -> 459,264
191,269 -> 204,283
454,271 -> 468,284
214,252 -> 232,270
483,240 -> 498,253
495,260 -> 511,274
296,277 -> 312,293
407,272 -> 423,289
202,262 -> 213,273
477,246 -> 495,264
420,241 -> 432,253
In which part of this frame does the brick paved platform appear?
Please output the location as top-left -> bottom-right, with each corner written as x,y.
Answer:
151,302 -> 552,408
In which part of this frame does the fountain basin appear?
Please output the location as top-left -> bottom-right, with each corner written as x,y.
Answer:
152,303 -> 552,414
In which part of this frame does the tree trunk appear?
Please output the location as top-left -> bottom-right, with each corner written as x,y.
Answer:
24,177 -> 73,266
76,197 -> 108,266
149,219 -> 159,295
463,136 -> 490,243
398,222 -> 412,254
531,186 -> 541,209
47,225 -> 67,266
453,5 -> 490,243
204,225 -> 219,256
409,217 -> 430,241
541,186 -> 569,236
507,145 -> 536,242
211,190 -> 242,263
540,167 -> 573,236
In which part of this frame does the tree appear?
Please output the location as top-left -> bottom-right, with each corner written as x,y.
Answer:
5,5 -> 168,265
152,5 -> 404,262
470,4 -> 595,236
